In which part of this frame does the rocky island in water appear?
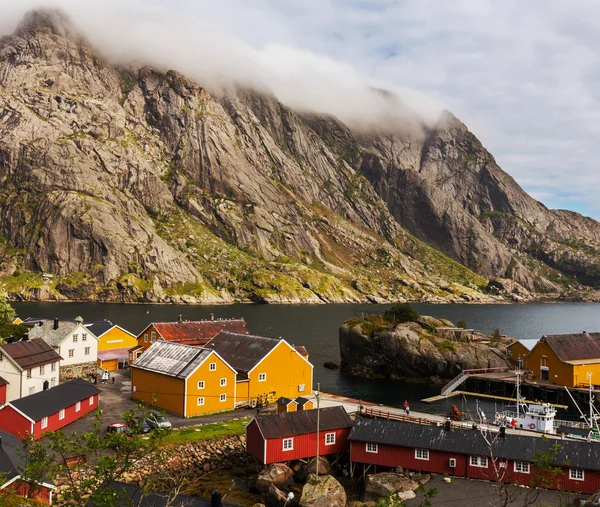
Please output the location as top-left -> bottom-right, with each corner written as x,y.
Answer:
339,304 -> 511,382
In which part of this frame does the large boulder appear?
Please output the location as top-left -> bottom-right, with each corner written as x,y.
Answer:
300,474 -> 346,507
296,457 -> 332,482
364,472 -> 419,501
256,463 -> 294,494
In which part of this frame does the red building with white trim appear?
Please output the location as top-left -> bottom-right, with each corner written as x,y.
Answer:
246,405 -> 352,464
349,417 -> 600,495
0,378 -> 101,441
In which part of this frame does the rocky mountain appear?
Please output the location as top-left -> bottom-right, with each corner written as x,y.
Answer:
0,9 -> 599,303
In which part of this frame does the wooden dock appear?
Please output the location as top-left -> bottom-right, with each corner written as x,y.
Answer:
421,390 -> 568,409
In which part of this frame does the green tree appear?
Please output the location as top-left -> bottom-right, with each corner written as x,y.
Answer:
457,319 -> 467,329
0,289 -> 16,325
384,303 -> 420,324
491,328 -> 502,341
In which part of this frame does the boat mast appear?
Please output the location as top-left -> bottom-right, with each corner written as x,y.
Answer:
516,359 -> 521,419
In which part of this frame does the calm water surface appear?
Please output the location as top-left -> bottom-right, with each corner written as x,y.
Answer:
12,301 -> 600,417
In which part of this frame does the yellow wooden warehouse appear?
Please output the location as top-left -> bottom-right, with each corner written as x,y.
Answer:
528,332 -> 600,387
90,320 -> 138,371
204,331 -> 313,407
130,341 -> 237,417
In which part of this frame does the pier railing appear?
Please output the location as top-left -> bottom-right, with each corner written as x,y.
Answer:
441,367 -> 511,396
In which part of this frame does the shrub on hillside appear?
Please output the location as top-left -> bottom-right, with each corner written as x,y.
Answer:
384,303 -> 419,324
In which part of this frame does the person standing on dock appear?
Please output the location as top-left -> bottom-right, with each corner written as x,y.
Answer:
404,401 -> 410,415
403,400 -> 409,411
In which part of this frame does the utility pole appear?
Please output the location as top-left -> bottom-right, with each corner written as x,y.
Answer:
315,383 -> 321,479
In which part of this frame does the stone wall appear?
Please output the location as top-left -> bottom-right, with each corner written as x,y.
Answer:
60,362 -> 98,380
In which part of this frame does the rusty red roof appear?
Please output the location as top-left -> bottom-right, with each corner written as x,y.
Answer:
149,319 -> 248,345
294,345 -> 308,357
252,406 -> 352,439
0,338 -> 62,370
541,332 -> 600,362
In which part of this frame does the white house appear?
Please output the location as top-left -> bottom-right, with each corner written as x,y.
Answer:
0,338 -> 62,402
26,318 -> 99,379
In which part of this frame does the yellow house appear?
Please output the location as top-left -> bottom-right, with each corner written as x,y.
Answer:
528,332 -> 600,388
204,331 -> 313,407
505,339 -> 538,370
87,321 -> 138,371
130,341 -> 237,417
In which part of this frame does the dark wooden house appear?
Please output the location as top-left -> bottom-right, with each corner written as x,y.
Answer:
246,406 -> 352,464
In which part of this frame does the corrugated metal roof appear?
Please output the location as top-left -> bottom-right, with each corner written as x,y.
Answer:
85,320 -> 114,338
515,339 -> 538,351
0,338 -> 62,370
0,431 -> 25,482
204,331 -> 280,373
254,406 -> 352,439
349,417 -> 600,471
541,332 -> 600,361
98,348 -> 131,361
10,378 -> 101,421
131,341 -> 215,379
151,319 -> 248,344
27,321 -> 97,347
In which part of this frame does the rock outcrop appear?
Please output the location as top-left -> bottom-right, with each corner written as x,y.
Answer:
1,9 -> 600,303
364,472 -> 428,501
296,457 -> 332,482
339,315 -> 511,380
256,464 -> 295,494
300,474 -> 346,507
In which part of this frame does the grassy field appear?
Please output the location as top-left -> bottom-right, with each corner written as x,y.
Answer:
161,418 -> 249,446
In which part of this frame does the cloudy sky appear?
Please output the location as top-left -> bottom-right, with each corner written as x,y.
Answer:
1,0 -> 599,217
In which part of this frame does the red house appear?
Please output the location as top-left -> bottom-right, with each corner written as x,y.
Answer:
0,378 -> 101,441
349,417 -> 600,495
0,430 -> 56,504
246,405 -> 352,464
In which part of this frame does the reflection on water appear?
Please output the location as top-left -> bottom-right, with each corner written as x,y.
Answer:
12,301 -> 600,415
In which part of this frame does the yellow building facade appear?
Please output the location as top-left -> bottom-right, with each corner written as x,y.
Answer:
96,325 -> 138,371
131,342 -> 236,417
528,334 -> 600,388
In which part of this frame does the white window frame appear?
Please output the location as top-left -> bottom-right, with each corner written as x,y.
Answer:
366,442 -> 378,453
197,381 -> 205,390
209,363 -> 216,371
470,456 -> 488,468
29,386 -> 35,395
0,352 -> 3,361
51,378 -> 56,388
569,468 -> 584,481
151,331 -> 156,342
59,409 -> 65,420
220,394 -> 227,402
76,401 -> 81,412
26,369 -> 31,379
325,432 -> 336,445
41,417 -> 48,429
39,365 -> 45,375
197,397 -> 205,406
82,334 -> 87,342
258,373 -> 267,382
144,333 -> 148,343
89,396 -> 94,406
220,378 -> 227,387
514,461 -> 530,474
282,438 -> 294,451
51,362 -> 56,372
73,334 -> 78,343
68,349 -> 74,358
84,347 -> 90,356
415,448 -> 430,461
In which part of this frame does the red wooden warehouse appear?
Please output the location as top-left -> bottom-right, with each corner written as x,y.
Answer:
246,405 -> 352,464
0,378 -> 101,441
0,377 -> 8,405
349,417 -> 600,495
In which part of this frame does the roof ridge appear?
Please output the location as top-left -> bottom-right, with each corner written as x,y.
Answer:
218,330 -> 278,341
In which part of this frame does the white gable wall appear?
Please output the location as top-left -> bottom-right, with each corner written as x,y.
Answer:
56,324 -> 99,367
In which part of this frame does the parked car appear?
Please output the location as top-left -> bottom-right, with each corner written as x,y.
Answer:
106,422 -> 129,435
146,411 -> 172,430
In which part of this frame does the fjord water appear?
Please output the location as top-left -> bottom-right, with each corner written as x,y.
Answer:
13,302 -> 600,416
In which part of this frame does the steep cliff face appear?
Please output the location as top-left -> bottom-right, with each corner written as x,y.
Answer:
0,10 -> 598,303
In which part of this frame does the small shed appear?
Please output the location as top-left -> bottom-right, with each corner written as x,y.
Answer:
0,378 -> 101,441
246,405 -> 352,464
296,397 -> 314,411
276,397 -> 298,414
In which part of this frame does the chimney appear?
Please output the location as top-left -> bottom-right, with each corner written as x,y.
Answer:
38,321 -> 43,327
53,318 -> 59,330
210,313 -> 215,321
499,426 -> 506,439
178,314 -> 182,324
6,337 -> 13,344
210,490 -> 222,507
21,334 -> 29,342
